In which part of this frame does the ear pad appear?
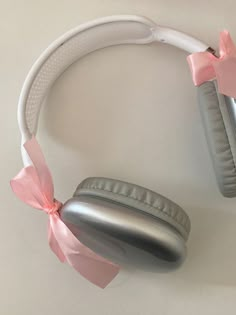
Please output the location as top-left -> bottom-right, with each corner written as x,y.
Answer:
76,177 -> 190,240
60,177 -> 190,269
198,81 -> 236,197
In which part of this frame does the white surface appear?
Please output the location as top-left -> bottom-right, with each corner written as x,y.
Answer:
1,1 -> 236,314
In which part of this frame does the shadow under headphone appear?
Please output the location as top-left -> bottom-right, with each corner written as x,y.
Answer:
17,16 -> 236,274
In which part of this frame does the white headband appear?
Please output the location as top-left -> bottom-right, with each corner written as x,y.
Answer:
18,15 -> 210,165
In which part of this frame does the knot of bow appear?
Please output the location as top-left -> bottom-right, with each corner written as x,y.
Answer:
187,30 -> 236,98
10,136 -> 119,288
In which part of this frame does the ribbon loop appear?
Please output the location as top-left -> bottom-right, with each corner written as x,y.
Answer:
11,136 -> 119,288
187,30 -> 236,98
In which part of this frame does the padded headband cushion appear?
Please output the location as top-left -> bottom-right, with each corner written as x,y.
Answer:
198,81 -> 236,197
74,177 -> 191,240
22,17 -> 156,136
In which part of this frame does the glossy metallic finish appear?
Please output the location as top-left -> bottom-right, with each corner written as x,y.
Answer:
60,196 -> 187,271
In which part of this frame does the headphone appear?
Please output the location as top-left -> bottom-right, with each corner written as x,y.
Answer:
12,15 -> 236,288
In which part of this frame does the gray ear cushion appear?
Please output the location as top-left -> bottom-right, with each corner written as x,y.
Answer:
74,177 -> 191,240
198,81 -> 236,197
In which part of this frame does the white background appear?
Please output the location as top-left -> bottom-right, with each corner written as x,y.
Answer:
1,1 -> 236,314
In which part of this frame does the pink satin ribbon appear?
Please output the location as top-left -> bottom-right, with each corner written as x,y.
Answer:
10,136 -> 119,288
187,30 -> 236,98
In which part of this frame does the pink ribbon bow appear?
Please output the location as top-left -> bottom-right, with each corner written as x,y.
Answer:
187,30 -> 236,98
10,136 -> 119,288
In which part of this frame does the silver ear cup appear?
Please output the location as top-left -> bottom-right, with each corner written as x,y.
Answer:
60,178 -> 189,271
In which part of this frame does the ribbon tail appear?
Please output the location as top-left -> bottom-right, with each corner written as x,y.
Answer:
49,214 -> 119,288
213,56 -> 236,98
48,216 -> 66,263
219,30 -> 236,56
24,136 -> 54,204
